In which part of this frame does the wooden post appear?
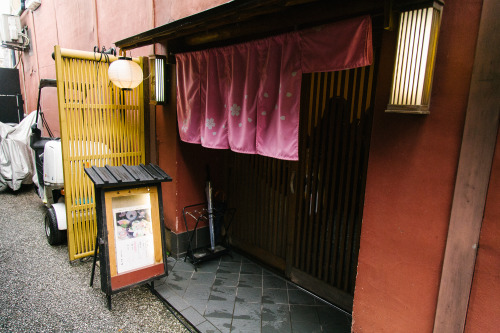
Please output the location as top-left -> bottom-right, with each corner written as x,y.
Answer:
433,0 -> 500,331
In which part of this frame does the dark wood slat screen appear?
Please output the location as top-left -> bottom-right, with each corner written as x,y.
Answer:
292,67 -> 374,310
228,64 -> 376,311
229,152 -> 292,270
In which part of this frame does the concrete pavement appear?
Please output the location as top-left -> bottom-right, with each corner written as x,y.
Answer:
0,185 -> 192,332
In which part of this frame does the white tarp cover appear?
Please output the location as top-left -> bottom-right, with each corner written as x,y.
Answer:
0,111 -> 38,191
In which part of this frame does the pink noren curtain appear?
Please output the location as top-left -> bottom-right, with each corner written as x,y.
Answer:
176,15 -> 373,161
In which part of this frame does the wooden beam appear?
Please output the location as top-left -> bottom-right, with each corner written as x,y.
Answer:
182,1 -> 383,49
115,0 -> 430,52
433,0 -> 500,332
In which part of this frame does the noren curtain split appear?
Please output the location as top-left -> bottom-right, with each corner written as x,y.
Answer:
176,15 -> 373,161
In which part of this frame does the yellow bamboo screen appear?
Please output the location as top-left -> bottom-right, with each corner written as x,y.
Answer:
54,46 -> 145,260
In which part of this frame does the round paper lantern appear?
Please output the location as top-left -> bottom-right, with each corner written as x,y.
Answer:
108,57 -> 143,89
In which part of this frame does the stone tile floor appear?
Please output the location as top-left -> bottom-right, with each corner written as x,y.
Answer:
154,252 -> 351,333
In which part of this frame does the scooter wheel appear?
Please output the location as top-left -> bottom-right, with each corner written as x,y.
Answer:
45,206 -> 66,245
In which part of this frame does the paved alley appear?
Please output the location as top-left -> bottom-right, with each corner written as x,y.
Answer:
0,186 -> 191,332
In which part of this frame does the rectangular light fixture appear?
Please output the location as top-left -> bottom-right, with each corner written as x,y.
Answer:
149,55 -> 168,105
386,2 -> 443,114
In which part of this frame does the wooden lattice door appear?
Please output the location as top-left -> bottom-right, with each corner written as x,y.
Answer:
54,46 -> 145,260
229,65 -> 376,311
288,68 -> 375,311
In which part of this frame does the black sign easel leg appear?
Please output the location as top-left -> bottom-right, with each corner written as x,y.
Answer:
107,293 -> 112,310
90,234 -> 99,287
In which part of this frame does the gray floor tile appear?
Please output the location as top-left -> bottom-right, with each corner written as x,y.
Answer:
236,287 -> 262,303
291,320 -> 322,333
262,320 -> 292,333
262,288 -> 288,304
154,283 -> 177,299
263,275 -> 287,289
153,258 -> 352,333
167,279 -> 190,294
184,284 -> 211,301
217,262 -> 241,274
206,317 -> 232,333
240,262 -> 263,274
197,320 -> 222,333
238,274 -> 262,288
167,270 -> 192,293
168,270 -> 193,283
292,321 -> 322,333
288,289 -> 316,305
196,260 -> 220,273
262,303 -> 290,322
210,286 -> 237,302
231,318 -> 261,333
172,260 -> 196,272
191,271 -> 217,285
167,258 -> 176,272
169,269 -> 194,280
167,294 -> 190,312
289,305 -> 319,323
214,273 -> 239,287
181,306 -> 206,326
190,298 -> 209,314
233,301 -> 261,320
220,252 -> 243,262
317,305 -> 351,325
205,300 -> 235,319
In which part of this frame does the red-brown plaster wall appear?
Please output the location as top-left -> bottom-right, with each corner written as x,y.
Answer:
17,0 -> 230,136
95,0 -> 153,57
174,142 -> 228,232
52,0 -> 97,51
170,0 -> 229,21
465,130 -> 500,332
20,0 -> 99,136
352,0 -> 483,332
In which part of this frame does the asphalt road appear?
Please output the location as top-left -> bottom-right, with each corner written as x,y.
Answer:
0,186 -> 190,332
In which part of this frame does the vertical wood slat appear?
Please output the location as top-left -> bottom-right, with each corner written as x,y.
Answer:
317,91 -> 336,279
292,64 -> 375,301
229,151 -> 293,265
312,73 -> 329,276
293,74 -> 311,269
54,46 -> 145,260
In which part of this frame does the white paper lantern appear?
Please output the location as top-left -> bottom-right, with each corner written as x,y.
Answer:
108,57 -> 143,89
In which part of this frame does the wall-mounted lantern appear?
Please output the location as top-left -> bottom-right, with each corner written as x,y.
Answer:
149,55 -> 168,105
108,56 -> 143,90
386,1 -> 443,114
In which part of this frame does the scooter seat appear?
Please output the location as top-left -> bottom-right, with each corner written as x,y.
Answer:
31,137 -> 58,150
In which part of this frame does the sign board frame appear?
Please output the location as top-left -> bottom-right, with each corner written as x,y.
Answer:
101,186 -> 166,293
85,164 -> 172,309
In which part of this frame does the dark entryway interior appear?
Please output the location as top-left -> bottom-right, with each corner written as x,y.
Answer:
226,64 -> 377,311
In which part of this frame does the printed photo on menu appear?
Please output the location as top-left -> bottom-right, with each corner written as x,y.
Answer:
113,205 -> 155,274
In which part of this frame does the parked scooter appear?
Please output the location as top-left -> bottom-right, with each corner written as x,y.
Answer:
29,79 -> 67,245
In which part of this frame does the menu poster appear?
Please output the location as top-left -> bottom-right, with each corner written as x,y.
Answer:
112,205 -> 155,274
